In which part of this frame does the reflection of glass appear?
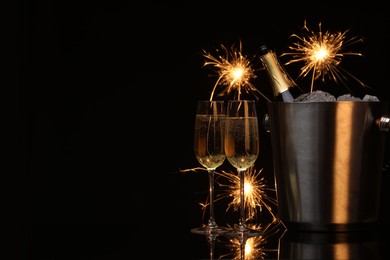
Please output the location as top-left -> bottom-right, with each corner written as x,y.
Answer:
220,231 -> 263,260
206,222 -> 285,260
192,100 -> 227,235
224,100 -> 261,237
206,233 -> 217,260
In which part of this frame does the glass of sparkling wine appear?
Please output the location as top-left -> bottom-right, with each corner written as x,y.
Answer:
191,100 -> 227,235
224,100 -> 261,237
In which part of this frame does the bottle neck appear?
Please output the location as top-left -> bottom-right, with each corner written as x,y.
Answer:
261,51 -> 295,97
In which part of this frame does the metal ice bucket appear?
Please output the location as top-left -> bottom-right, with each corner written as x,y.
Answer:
264,101 -> 389,232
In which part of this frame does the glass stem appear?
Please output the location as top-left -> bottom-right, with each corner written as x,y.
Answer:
207,169 -> 217,228
239,169 -> 245,229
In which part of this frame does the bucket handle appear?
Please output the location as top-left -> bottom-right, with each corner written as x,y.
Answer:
377,116 -> 390,172
376,115 -> 390,132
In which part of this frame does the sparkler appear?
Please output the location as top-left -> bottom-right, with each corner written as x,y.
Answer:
180,166 -> 278,224
220,222 -> 282,260
282,20 -> 367,93
218,166 -> 278,222
202,42 -> 271,102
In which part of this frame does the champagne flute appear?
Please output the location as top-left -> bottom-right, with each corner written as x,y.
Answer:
192,100 -> 227,235
224,100 -> 261,237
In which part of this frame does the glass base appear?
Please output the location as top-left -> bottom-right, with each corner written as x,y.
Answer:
223,224 -> 262,239
191,225 -> 229,236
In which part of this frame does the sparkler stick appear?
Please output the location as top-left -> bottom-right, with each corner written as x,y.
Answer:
282,20 -> 367,93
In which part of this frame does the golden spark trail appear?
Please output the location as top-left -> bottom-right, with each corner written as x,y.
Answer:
202,42 -> 271,101
180,166 -> 279,224
221,222 -> 283,260
282,20 -> 366,93
218,166 -> 278,222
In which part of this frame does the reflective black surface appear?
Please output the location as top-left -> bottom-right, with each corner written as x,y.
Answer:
20,169 -> 390,259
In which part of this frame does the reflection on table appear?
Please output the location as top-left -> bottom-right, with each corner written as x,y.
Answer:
191,222 -> 383,259
191,221 -> 283,259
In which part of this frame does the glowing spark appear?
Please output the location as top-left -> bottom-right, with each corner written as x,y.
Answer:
221,222 -> 283,260
282,20 -> 366,93
218,166 -> 278,221
203,42 -> 271,102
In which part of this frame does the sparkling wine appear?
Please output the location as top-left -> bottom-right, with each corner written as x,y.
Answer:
225,116 -> 259,171
194,114 -> 226,170
259,44 -> 302,102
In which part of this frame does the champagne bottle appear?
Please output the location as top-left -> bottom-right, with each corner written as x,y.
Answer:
259,44 -> 301,102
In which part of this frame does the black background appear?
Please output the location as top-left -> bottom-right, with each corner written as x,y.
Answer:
17,1 -> 390,259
